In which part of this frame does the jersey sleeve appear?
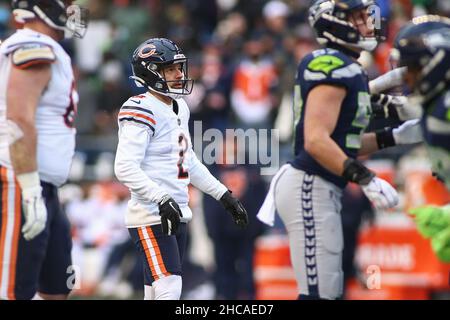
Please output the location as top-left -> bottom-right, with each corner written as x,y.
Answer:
114,124 -> 168,203
118,98 -> 156,136
10,43 -> 56,69
298,51 -> 360,91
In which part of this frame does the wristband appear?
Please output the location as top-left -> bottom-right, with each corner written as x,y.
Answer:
16,171 -> 40,190
342,158 -> 375,185
375,128 -> 396,149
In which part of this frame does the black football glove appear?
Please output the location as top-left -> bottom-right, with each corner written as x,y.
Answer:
370,93 -> 401,121
220,190 -> 249,228
158,195 -> 183,236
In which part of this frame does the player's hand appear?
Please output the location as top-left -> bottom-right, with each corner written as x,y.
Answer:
361,177 -> 399,210
370,93 -> 400,119
21,185 -> 47,241
158,195 -> 183,236
371,93 -> 420,121
392,119 -> 423,145
220,190 -> 249,228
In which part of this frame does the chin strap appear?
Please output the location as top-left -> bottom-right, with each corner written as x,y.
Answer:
327,42 -> 361,59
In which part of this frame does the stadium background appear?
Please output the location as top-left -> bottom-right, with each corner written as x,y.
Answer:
0,0 -> 449,299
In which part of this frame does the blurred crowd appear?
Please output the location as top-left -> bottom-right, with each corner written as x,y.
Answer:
2,0 -> 449,167
1,0 -> 449,299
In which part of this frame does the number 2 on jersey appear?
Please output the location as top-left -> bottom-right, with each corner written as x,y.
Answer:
177,134 -> 189,179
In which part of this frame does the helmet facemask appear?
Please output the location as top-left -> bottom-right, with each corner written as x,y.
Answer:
131,57 -> 194,100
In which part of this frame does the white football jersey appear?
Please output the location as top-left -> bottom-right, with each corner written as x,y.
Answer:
115,92 -> 227,228
0,28 -> 77,186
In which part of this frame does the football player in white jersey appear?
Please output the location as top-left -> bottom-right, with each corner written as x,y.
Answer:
114,38 -> 249,300
0,0 -> 87,300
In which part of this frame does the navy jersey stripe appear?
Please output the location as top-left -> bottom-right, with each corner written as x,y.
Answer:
121,106 -> 154,116
119,117 -> 155,133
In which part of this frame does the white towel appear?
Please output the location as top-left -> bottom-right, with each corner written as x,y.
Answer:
257,164 -> 289,226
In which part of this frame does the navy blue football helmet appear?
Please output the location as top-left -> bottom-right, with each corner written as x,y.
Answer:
392,15 -> 450,105
309,0 -> 385,54
131,38 -> 194,99
11,0 -> 88,38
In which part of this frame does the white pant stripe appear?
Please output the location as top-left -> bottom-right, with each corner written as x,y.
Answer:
140,227 -> 164,279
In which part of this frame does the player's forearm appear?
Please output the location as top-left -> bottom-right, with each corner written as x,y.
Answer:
359,120 -> 423,157
8,122 -> 38,174
189,157 -> 227,200
114,159 -> 167,203
304,135 -> 348,176
358,132 -> 379,156
369,67 -> 406,94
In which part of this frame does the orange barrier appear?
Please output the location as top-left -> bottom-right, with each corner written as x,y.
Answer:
347,223 -> 450,299
346,278 -> 431,300
255,224 -> 450,300
404,170 -> 450,212
254,234 -> 298,300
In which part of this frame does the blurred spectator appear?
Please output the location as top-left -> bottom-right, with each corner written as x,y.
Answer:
0,3 -> 10,39
262,0 -> 289,49
184,0 -> 219,45
340,184 -> 374,298
274,23 -> 318,143
186,43 -> 232,133
96,183 -> 143,299
95,53 -> 132,135
66,181 -> 131,295
74,21 -> 112,73
203,164 -> 267,299
109,0 -> 152,61
230,33 -> 279,129
202,138 -> 267,299
214,11 -> 248,58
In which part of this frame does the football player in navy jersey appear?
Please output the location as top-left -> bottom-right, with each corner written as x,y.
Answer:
257,0 -> 423,300
391,15 -> 450,190
391,15 -> 450,262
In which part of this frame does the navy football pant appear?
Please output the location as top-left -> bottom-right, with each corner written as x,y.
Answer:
128,223 -> 187,286
0,166 -> 73,300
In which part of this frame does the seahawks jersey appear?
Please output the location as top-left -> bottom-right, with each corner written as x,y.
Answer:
0,28 -> 77,186
422,90 -> 450,190
290,48 -> 371,188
